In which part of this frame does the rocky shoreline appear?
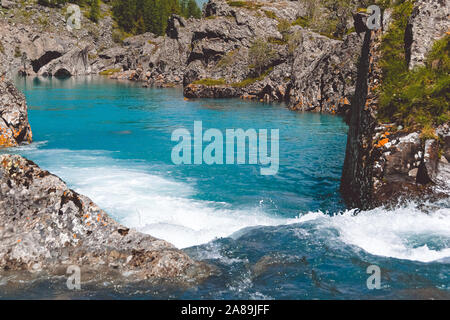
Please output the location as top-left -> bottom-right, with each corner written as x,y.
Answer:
0,154 -> 211,282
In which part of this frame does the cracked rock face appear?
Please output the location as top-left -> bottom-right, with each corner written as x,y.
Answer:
0,154 -> 210,282
0,77 -> 32,147
405,0 -> 450,69
341,4 -> 450,209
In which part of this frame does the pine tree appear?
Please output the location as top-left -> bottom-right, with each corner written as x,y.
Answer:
89,0 -> 100,23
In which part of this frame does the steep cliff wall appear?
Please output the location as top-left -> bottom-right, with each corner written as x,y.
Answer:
0,76 -> 32,147
341,1 -> 449,209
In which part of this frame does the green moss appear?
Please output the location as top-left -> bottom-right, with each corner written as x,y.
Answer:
192,78 -> 227,86
268,37 -> 287,45
14,46 -> 22,58
263,10 -> 277,20
231,67 -> 273,88
420,125 -> 439,141
216,49 -> 238,69
99,68 -> 121,76
379,0 -> 450,128
227,1 -> 262,10
292,16 -> 310,28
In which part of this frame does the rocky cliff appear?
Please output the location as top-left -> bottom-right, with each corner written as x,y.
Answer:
341,0 -> 449,209
0,154 -> 210,282
0,0 -> 365,114
0,76 -> 32,147
183,0 -> 363,114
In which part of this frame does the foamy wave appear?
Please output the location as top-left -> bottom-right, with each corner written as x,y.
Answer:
298,204 -> 450,263
19,148 -> 298,248
17,147 -> 450,260
72,166 -> 297,248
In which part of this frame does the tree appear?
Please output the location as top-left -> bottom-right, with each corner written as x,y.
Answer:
248,38 -> 276,76
89,0 -> 100,23
186,0 -> 201,18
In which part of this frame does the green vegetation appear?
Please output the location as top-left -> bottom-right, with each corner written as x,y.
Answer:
227,1 -> 262,10
14,46 -> 22,58
112,0 -> 201,36
263,10 -> 277,20
192,78 -> 227,86
379,0 -> 450,128
248,38 -> 276,76
216,49 -> 238,68
231,67 -> 273,88
89,0 -> 100,23
0,41 -> 4,55
37,0 -> 201,36
99,68 -> 121,75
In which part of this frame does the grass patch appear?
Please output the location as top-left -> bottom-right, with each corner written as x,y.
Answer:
263,10 -> 277,20
99,68 -> 121,76
14,46 -> 22,58
192,78 -> 227,86
292,16 -> 309,28
216,49 -> 238,69
231,67 -> 273,88
227,1 -> 262,10
379,0 -> 450,128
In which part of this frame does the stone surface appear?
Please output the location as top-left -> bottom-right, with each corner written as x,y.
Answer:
0,2 -> 113,77
0,154 -> 210,282
0,76 -> 32,147
405,0 -> 450,69
341,4 -> 450,209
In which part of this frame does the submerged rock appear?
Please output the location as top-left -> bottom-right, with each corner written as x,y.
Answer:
0,77 -> 32,147
0,154 -> 210,282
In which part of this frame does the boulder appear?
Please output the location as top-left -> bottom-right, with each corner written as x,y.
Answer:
0,77 -> 32,147
0,154 -> 210,282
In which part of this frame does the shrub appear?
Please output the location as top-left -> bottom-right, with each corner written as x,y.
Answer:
99,68 -> 122,75
379,0 -> 450,128
192,78 -> 227,86
248,38 -> 276,76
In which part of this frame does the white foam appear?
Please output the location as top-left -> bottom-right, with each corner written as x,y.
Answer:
298,204 -> 450,263
18,147 -> 450,261
21,148 -> 298,248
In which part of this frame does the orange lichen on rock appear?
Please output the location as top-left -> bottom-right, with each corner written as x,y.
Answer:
376,138 -> 389,148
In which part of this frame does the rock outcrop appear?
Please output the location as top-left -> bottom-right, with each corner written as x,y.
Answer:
0,2 -> 113,78
0,76 -> 32,147
0,154 -> 209,282
405,0 -> 449,69
180,0 -> 363,114
341,2 -> 450,209
0,0 -> 364,114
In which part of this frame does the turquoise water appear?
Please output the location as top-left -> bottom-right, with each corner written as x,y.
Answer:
3,76 -> 449,299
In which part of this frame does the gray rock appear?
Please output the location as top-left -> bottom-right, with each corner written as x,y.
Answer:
0,154 -> 210,282
0,77 -> 32,147
1,0 -> 15,9
405,0 -> 450,69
